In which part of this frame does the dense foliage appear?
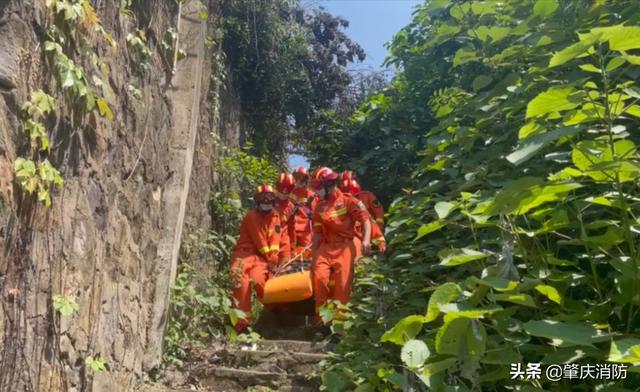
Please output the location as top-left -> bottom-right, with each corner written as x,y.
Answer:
220,0 -> 365,160
322,0 -> 640,391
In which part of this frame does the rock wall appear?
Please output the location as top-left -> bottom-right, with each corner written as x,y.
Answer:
0,0 -> 239,390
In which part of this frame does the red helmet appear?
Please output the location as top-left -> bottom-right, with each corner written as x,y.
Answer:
254,184 -> 276,203
349,180 -> 361,195
276,173 -> 296,194
341,170 -> 357,182
292,166 -> 310,180
310,167 -> 339,190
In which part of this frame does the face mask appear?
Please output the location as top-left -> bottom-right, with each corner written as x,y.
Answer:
259,203 -> 273,212
317,188 -> 327,199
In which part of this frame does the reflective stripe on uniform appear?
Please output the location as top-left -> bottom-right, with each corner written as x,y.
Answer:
328,207 -> 347,218
259,246 -> 270,254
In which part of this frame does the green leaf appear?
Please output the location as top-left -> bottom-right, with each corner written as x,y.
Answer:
472,75 -> 492,91
533,0 -> 558,17
425,283 -> 462,322
535,284 -> 563,305
579,63 -> 601,73
609,339 -> 640,363
549,39 -> 596,67
492,293 -> 536,307
322,370 -> 350,392
439,304 -> 503,321
518,122 -> 542,139
415,220 -> 446,240
381,315 -> 426,345
572,140 -> 640,182
608,25 -> 640,51
438,248 -> 487,267
622,52 -> 640,65
484,177 -> 582,216
453,47 -> 478,67
526,86 -> 581,119
507,126 -> 581,166
606,56 -> 626,72
523,320 -> 610,347
401,339 -> 430,368
472,276 -> 519,292
435,317 -> 469,355
435,201 -> 456,219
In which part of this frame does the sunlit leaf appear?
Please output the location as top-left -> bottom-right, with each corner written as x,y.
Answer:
438,248 -> 488,266
425,282 -> 462,322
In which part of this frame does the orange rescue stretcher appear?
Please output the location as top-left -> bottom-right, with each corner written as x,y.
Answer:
262,245 -> 314,305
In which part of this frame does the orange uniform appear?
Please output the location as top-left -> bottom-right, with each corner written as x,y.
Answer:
311,189 -> 370,314
289,187 -> 317,248
230,209 -> 290,331
357,190 -> 384,229
276,198 -> 297,248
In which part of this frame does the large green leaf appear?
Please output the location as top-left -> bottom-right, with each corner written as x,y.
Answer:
453,47 -> 478,67
549,41 -> 594,67
608,339 -> 640,363
438,248 -> 488,266
533,0 -> 558,17
485,177 -> 582,216
507,126 -> 581,166
435,317 -> 470,355
606,25 -> 640,51
523,320 -> 611,347
381,315 -> 427,345
401,339 -> 431,368
425,282 -> 463,322
435,201 -> 456,219
572,140 -> 640,182
526,86 -> 581,118
415,220 -> 446,240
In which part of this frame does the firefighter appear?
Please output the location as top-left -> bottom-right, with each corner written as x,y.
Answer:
229,184 -> 291,332
341,170 -> 385,230
275,172 -> 297,249
310,167 -> 371,325
289,167 -> 316,250
340,179 -> 386,254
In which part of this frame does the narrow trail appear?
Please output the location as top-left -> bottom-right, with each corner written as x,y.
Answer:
138,308 -> 329,392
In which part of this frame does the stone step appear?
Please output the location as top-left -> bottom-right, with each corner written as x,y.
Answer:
256,339 -> 327,353
192,366 -> 319,392
218,349 -> 327,375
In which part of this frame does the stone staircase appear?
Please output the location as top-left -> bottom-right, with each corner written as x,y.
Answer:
189,338 -> 328,391
140,304 -> 331,392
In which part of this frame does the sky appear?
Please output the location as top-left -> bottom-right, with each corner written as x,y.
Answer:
288,0 -> 421,169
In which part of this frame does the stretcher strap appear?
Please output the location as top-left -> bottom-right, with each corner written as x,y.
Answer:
273,243 -> 312,277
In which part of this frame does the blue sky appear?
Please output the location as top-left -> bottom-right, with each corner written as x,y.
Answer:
288,0 -> 421,169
